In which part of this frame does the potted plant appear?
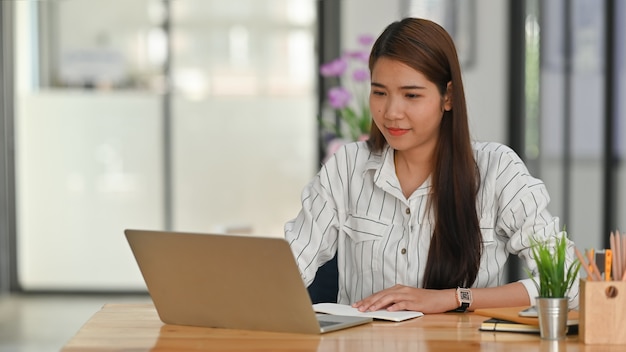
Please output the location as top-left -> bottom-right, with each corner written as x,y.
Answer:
527,231 -> 581,340
319,34 -> 374,161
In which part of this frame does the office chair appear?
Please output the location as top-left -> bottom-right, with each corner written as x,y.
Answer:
306,255 -> 339,303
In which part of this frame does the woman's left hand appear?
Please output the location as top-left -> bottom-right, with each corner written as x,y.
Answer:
352,284 -> 457,314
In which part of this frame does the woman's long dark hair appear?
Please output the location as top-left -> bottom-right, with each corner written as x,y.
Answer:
366,18 -> 482,289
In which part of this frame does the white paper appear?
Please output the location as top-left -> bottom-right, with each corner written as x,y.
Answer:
313,303 -> 423,322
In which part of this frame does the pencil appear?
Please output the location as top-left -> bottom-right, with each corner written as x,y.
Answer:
616,231 -> 623,281
575,247 -> 596,281
587,248 -> 595,278
589,255 -> 604,281
614,232 -> 622,281
620,230 -> 626,281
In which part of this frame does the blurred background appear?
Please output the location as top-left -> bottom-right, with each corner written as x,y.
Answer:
0,0 -> 625,349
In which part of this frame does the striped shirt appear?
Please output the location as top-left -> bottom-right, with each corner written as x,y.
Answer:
285,141 -> 579,309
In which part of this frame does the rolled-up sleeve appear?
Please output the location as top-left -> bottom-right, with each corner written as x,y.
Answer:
285,167 -> 340,287
492,147 -> 579,309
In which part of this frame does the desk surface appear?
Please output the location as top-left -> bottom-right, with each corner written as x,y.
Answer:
62,303 -> 621,351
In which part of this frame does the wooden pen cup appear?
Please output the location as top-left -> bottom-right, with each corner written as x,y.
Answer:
579,279 -> 626,344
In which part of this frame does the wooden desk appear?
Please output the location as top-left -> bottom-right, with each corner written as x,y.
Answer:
62,303 -> 621,351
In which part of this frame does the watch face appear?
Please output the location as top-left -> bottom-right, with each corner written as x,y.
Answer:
460,290 -> 471,301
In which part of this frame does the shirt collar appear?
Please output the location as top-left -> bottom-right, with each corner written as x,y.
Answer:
365,144 -> 432,199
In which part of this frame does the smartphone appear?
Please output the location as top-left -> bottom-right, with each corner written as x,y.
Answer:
518,306 -> 538,317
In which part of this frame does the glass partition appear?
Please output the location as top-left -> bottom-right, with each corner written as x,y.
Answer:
535,0 -> 607,249
616,0 -> 626,232
15,0 -> 317,290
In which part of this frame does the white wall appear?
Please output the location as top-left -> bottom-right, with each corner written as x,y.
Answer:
341,0 -> 508,144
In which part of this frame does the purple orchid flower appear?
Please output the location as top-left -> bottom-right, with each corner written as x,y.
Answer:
352,68 -> 369,82
320,57 -> 348,77
327,87 -> 352,109
345,50 -> 370,64
320,34 -> 374,145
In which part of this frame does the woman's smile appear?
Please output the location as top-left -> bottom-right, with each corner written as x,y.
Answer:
386,127 -> 410,136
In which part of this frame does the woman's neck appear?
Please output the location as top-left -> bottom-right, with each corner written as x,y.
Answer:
394,148 -> 434,198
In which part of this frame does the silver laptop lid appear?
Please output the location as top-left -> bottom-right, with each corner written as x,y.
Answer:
124,229 -> 369,334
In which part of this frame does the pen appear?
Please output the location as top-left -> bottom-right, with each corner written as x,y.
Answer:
590,257 -> 603,281
605,249 -> 612,281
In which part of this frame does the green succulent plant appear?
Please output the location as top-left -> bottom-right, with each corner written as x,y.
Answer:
526,232 -> 581,298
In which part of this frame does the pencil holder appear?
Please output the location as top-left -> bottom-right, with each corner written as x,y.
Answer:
579,279 -> 626,344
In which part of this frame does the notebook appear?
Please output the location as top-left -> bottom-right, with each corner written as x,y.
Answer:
479,317 -> 579,335
313,302 -> 423,322
124,229 -> 372,334
479,318 -> 541,333
474,306 -> 579,327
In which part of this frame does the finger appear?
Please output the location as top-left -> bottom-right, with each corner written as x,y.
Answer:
353,285 -> 409,311
354,292 -> 389,311
387,299 -> 414,312
353,287 -> 393,310
354,296 -> 381,312
363,292 -> 403,312
378,289 -> 424,312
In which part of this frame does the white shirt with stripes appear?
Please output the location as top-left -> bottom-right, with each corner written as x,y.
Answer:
285,141 -> 579,309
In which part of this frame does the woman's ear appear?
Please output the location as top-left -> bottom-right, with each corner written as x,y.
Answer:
443,81 -> 453,111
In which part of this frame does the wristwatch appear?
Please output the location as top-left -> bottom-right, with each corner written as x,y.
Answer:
453,287 -> 472,312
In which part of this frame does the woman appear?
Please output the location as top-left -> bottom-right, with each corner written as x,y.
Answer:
285,18 -> 579,314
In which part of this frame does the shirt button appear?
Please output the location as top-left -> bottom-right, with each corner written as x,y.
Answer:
401,248 -> 407,255
405,208 -> 410,214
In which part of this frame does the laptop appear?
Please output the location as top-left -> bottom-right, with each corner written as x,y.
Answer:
124,229 -> 372,334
